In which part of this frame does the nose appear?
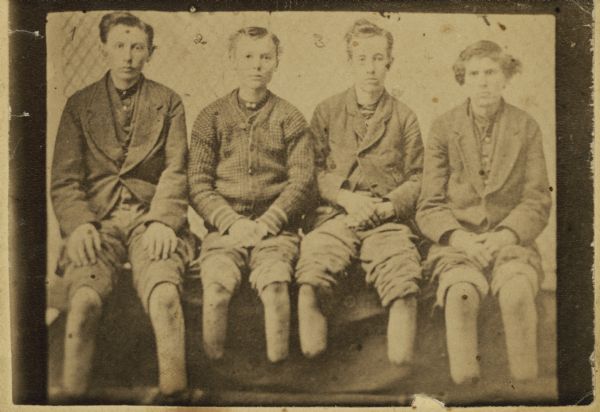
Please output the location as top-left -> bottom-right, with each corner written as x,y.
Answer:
122,47 -> 133,63
251,56 -> 262,71
477,73 -> 488,87
365,59 -> 376,74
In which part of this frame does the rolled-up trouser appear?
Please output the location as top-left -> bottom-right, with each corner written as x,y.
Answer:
424,243 -> 543,308
57,198 -> 195,313
198,230 -> 300,296
295,214 -> 422,307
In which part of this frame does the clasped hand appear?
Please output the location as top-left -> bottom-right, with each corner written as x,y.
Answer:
337,189 -> 395,230
449,229 -> 518,269
227,219 -> 270,248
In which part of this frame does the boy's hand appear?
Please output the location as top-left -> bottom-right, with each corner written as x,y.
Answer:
143,222 -> 178,260
449,229 -> 493,269
254,220 -> 271,241
375,201 -> 396,223
67,223 -> 102,267
337,190 -> 383,229
479,229 -> 518,257
228,219 -> 263,248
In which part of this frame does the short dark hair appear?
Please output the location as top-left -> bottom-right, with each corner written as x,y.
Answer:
344,19 -> 393,59
228,26 -> 282,59
453,40 -> 522,85
99,12 -> 154,49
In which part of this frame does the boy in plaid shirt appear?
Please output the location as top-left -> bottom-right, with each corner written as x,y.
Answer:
188,27 -> 314,362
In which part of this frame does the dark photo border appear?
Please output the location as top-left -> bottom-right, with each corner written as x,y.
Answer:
8,0 -> 594,406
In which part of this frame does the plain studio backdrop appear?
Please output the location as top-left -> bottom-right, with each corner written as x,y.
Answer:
46,11 -> 556,291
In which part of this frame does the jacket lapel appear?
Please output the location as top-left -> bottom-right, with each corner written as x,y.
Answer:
484,104 -> 522,195
357,90 -> 393,154
452,100 -> 485,197
120,77 -> 166,175
343,88 -> 367,146
83,74 -> 123,164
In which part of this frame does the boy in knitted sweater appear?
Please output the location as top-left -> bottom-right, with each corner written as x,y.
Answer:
188,27 -> 314,362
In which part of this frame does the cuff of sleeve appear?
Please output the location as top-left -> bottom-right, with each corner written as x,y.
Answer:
257,206 -> 288,235
418,211 -> 463,244
61,212 -> 99,238
495,225 -> 521,244
318,172 -> 348,205
385,181 -> 419,221
209,206 -> 243,235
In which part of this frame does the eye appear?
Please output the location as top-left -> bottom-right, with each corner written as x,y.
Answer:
116,42 -> 124,49
245,54 -> 252,59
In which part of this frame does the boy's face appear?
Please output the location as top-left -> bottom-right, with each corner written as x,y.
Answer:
102,24 -> 152,85
349,35 -> 391,94
232,35 -> 278,90
463,56 -> 507,109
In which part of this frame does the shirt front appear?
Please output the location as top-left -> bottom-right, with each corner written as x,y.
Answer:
468,99 -> 504,186
106,75 -> 143,211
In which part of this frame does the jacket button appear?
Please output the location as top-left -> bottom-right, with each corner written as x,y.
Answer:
248,167 -> 254,175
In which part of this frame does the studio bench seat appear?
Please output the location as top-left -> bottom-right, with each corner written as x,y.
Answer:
47,260 -> 557,405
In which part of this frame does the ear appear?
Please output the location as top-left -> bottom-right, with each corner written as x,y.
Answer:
147,45 -> 156,61
386,56 -> 394,70
100,42 -> 108,58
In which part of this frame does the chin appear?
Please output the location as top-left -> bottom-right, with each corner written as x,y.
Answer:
361,83 -> 383,93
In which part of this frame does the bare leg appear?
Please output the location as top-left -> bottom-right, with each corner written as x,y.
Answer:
445,282 -> 481,384
63,287 -> 102,396
498,276 -> 538,381
148,283 -> 187,395
202,283 -> 232,360
387,296 -> 417,366
298,284 -> 327,358
260,282 -> 290,362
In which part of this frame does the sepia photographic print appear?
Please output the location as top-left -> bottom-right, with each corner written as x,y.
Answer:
5,0 -> 595,409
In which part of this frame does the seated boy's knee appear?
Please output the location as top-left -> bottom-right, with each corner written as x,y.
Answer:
446,282 -> 480,306
261,282 -> 289,305
69,287 -> 102,319
498,276 -> 534,312
204,283 -> 233,306
149,282 -> 180,313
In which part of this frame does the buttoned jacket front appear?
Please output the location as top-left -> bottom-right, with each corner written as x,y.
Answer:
416,99 -> 552,245
51,73 -> 188,237
310,87 -> 423,226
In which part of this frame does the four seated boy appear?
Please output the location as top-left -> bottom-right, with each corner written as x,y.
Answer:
51,13 -> 552,400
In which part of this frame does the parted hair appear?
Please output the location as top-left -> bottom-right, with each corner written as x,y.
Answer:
344,19 -> 393,59
99,12 -> 154,49
228,26 -> 282,59
453,40 -> 522,85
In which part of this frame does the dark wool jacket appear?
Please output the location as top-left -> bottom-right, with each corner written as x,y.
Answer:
51,73 -> 189,237
309,87 -> 423,227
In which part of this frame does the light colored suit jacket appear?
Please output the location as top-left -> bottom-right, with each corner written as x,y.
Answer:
51,72 -> 188,237
417,99 -> 552,245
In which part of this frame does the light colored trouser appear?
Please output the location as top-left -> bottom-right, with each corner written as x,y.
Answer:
296,214 -> 422,307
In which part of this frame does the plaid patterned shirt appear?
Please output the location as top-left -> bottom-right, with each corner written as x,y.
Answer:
189,89 -> 315,235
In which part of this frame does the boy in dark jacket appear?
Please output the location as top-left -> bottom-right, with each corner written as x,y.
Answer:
295,19 -> 423,365
51,12 -> 193,401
